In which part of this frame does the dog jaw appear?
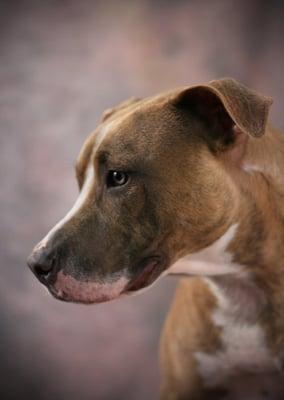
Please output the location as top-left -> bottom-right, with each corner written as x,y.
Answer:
48,255 -> 167,303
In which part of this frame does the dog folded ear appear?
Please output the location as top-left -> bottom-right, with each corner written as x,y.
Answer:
101,97 -> 141,122
172,78 -> 273,149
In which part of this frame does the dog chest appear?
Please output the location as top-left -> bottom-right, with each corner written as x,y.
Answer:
194,279 -> 283,399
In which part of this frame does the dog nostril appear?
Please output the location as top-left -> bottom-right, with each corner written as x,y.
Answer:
27,249 -> 55,281
33,261 -> 53,277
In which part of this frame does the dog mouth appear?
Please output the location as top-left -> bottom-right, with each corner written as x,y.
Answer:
42,255 -> 166,304
124,256 -> 166,293
47,270 -> 130,304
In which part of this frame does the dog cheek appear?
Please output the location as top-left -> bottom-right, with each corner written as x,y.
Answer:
53,271 -> 129,303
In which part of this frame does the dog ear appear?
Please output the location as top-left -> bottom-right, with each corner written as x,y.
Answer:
101,97 -> 141,122
172,78 -> 273,150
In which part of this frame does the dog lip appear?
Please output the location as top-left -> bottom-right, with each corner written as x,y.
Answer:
47,282 -> 119,305
47,287 -> 69,302
124,256 -> 165,292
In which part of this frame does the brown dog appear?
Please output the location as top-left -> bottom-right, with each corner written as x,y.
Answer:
28,78 -> 284,399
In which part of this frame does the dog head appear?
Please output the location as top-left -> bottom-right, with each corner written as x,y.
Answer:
27,78 -> 272,303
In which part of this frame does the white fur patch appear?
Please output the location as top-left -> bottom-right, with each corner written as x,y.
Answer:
194,277 -> 282,397
168,224 -> 241,276
95,119 -> 118,148
36,164 -> 94,250
195,321 -> 280,388
36,118 -> 120,252
166,223 -> 282,396
243,163 -> 263,174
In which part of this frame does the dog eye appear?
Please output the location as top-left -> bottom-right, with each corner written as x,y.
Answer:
106,171 -> 129,188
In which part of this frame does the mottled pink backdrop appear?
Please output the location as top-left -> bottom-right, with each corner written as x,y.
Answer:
1,1 -> 283,399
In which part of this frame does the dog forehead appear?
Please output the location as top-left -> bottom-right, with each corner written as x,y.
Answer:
76,92 -> 193,176
97,117 -> 124,148
75,117 -> 126,178
96,102 -> 191,155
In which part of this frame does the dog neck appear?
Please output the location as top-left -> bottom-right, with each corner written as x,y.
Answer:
169,127 -> 284,342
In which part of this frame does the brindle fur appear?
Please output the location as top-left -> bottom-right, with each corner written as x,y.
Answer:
28,78 -> 284,399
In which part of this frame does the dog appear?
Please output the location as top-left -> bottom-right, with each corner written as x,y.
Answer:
28,78 -> 284,399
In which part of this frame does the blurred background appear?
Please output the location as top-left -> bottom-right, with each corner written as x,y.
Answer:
1,0 -> 284,399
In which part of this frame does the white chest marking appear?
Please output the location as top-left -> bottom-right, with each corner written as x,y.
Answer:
195,317 -> 280,388
168,224 -> 241,276
194,278 -> 281,396
243,163 -> 264,174
166,223 -> 283,395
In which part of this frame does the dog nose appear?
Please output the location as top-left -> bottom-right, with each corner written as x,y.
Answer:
27,245 -> 55,282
